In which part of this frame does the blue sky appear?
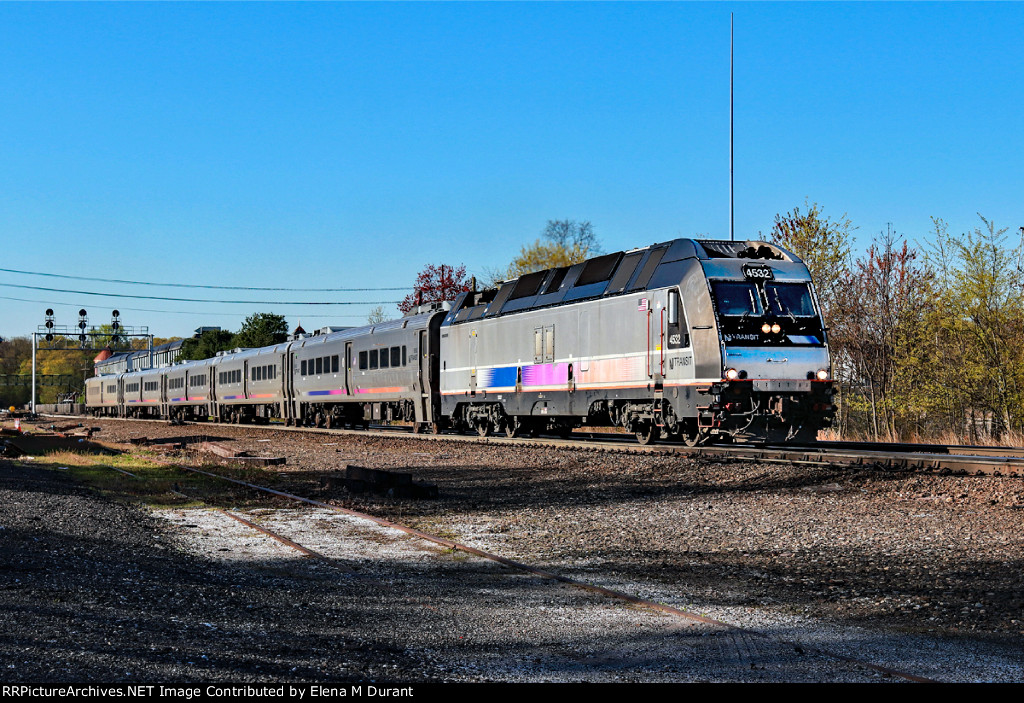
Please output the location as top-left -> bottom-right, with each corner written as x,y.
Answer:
1,2 -> 1021,340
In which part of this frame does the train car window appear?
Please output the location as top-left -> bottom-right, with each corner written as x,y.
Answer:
359,351 -> 368,370
629,247 -> 668,291
575,252 -> 622,287
712,282 -> 764,316
315,357 -> 323,375
765,282 -> 816,317
485,281 -> 516,316
332,355 -> 339,373
369,349 -> 378,369
380,349 -> 390,369
402,346 -> 407,366
508,270 -> 548,301
647,260 -> 687,291
301,360 -> 307,376
391,346 -> 400,367
542,267 -> 569,295
606,252 -> 644,294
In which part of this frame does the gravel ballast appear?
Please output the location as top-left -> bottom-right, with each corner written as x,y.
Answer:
3,417 -> 1023,682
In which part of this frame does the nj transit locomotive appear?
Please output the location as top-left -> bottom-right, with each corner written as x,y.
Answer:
85,239 -> 835,444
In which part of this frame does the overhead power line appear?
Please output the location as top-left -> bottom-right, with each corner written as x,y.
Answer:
0,267 -> 407,292
0,296 -> 378,319
0,282 -> 399,305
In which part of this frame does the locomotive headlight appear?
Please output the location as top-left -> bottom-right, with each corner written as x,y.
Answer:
725,368 -> 740,381
816,368 -> 829,381
771,323 -> 782,334
761,322 -> 772,334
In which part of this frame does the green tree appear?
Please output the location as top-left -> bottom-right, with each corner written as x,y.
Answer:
836,228 -> 934,440
232,313 -> 289,349
177,329 -> 236,361
924,215 -> 1024,440
367,305 -> 392,325
764,200 -> 855,328
490,220 -> 601,283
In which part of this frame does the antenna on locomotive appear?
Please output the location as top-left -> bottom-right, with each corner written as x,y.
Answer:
729,11 -> 735,242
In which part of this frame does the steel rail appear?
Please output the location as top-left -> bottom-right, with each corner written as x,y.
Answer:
34,413 -> 1024,476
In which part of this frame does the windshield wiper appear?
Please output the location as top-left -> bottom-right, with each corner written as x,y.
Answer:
771,288 -> 797,324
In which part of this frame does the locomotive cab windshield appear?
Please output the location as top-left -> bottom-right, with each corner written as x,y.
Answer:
711,279 -> 824,347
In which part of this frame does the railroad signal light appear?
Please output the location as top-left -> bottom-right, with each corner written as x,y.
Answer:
79,309 -> 87,318
45,333 -> 53,342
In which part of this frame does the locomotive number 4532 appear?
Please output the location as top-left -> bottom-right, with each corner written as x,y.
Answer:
742,264 -> 774,280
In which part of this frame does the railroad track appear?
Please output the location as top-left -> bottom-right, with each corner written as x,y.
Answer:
28,413 -> 1024,477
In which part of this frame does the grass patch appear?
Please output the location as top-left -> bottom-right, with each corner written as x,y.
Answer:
27,450 -> 292,510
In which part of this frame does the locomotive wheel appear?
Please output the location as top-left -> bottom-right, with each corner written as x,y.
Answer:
505,417 -> 521,438
476,420 -> 491,437
679,420 -> 704,447
635,422 -> 657,445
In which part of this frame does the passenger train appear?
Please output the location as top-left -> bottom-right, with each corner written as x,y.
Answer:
85,239 -> 835,444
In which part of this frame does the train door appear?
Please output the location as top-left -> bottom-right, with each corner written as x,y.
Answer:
210,367 -> 218,420
665,287 -> 689,373
417,330 -> 431,424
643,296 -> 664,386
283,350 -> 296,423
344,342 -> 353,398
469,329 -> 477,396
